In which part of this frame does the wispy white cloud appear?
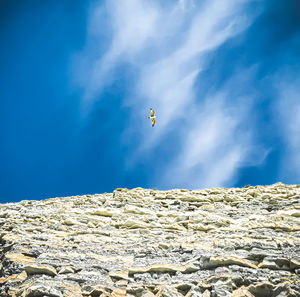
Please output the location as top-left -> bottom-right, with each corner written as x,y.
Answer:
80,0 -> 160,104
134,1 -> 256,151
75,0 -> 268,188
274,74 -> 300,182
162,86 -> 269,189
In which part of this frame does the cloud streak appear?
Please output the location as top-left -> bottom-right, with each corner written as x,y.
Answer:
76,0 -> 271,188
274,74 -> 300,182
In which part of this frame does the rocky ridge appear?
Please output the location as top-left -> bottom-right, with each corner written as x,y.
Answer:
0,183 -> 300,297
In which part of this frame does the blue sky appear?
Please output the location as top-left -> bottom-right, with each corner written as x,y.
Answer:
1,0 -> 299,203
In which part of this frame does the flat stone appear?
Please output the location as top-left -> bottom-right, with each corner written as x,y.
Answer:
121,218 -> 150,229
188,223 -> 214,231
5,253 -> 35,264
3,234 -> 21,241
24,283 -> 63,297
124,205 -> 154,215
0,274 -> 17,284
206,256 -> 257,269
62,218 -> 83,226
290,259 -> 300,269
58,266 -> 74,274
87,208 -> 114,217
129,263 -> 195,275
278,209 -> 300,217
247,281 -> 277,296
109,270 -> 129,280
25,264 -> 57,276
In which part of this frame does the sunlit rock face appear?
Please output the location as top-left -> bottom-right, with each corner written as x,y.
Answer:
0,183 -> 300,297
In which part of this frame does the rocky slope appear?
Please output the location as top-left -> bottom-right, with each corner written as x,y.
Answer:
0,183 -> 300,297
